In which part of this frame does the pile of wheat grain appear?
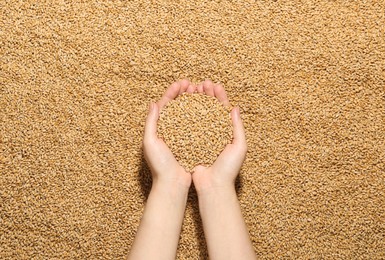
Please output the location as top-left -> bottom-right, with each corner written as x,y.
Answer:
157,93 -> 233,173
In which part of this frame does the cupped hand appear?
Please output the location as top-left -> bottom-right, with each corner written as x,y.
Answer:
143,79 -> 196,189
192,80 -> 247,194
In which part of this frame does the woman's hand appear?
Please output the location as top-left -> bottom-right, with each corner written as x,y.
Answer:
191,80 -> 247,194
143,79 -> 196,189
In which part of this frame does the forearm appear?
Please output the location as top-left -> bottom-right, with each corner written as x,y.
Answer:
198,187 -> 256,260
128,181 -> 189,260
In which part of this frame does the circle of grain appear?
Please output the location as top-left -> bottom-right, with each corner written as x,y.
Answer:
157,93 -> 233,173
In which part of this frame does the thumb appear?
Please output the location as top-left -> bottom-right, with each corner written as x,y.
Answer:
231,107 -> 246,146
144,102 -> 159,141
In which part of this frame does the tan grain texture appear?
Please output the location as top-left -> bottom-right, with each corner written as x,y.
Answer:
158,93 -> 232,173
1,0 -> 385,259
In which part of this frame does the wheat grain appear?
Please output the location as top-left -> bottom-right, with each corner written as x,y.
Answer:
158,93 -> 233,172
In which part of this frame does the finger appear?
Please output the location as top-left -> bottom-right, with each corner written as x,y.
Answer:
203,79 -> 215,97
213,83 -> 230,106
178,79 -> 190,94
157,81 -> 182,110
186,84 -> 196,93
144,102 -> 159,142
231,107 -> 247,146
197,83 -> 204,93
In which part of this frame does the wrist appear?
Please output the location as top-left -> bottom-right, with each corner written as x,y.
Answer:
196,184 -> 236,199
151,166 -> 191,190
151,178 -> 190,198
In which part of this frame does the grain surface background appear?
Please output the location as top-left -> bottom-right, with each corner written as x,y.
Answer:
1,0 -> 385,259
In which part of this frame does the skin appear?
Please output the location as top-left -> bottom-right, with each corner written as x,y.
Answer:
127,79 -> 256,260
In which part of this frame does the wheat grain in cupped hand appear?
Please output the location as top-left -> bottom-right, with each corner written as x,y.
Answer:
157,93 -> 233,173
